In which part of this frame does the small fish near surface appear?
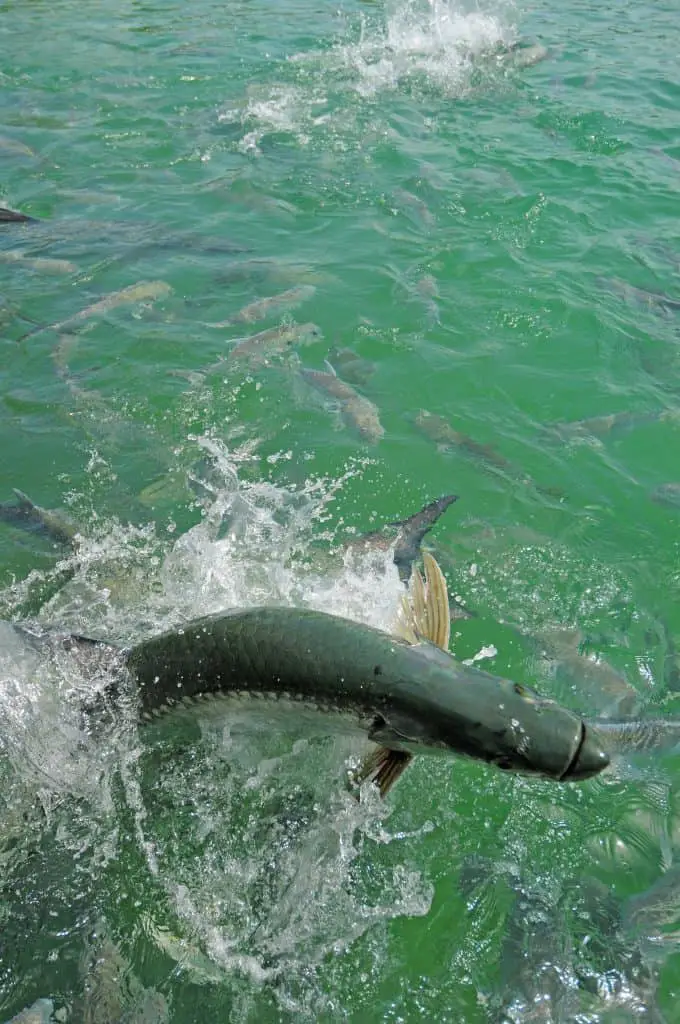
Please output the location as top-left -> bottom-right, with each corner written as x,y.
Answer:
300,363 -> 384,444
16,280 -> 172,343
207,284 -> 316,327
71,552 -> 608,801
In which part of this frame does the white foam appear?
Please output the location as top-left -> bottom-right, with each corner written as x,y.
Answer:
219,0 -> 515,151
0,438 -> 428,1014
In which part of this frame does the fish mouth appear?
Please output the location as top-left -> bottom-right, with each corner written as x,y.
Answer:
560,721 -> 610,781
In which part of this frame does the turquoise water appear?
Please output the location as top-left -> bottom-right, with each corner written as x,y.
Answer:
2,0 -> 680,1019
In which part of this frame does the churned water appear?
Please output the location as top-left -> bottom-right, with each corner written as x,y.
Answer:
1,0 -> 680,1020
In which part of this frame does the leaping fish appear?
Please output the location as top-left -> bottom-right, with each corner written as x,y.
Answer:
67,552 -> 609,799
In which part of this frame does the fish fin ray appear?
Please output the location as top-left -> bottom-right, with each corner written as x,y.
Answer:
395,552 -> 451,650
394,592 -> 419,644
422,551 -> 451,651
357,746 -> 413,797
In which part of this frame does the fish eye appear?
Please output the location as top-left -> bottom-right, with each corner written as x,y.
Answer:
513,682 -> 534,701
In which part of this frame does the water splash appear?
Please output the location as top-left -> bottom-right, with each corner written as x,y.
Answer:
219,0 -> 516,152
0,441 -> 428,1019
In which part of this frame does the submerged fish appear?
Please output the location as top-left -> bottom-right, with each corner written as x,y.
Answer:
461,858 -> 582,1023
598,276 -> 680,315
590,716 -> 680,754
660,620 -> 680,693
651,482 -> 680,510
414,410 -> 564,501
533,628 -> 640,717
300,363 -> 384,443
414,409 -> 516,473
0,489 -> 78,547
0,136 -> 36,159
228,321 -> 321,365
72,924 -> 169,1024
0,206 -> 36,224
622,863 -> 680,945
208,284 -> 316,327
496,40 -> 551,70
0,250 -> 77,275
544,409 -> 676,443
17,280 -> 172,343
326,345 -> 376,388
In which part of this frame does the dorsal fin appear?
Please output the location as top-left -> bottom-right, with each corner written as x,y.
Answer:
393,551 -> 451,649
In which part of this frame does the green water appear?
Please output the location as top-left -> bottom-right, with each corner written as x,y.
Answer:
2,0 -> 680,1019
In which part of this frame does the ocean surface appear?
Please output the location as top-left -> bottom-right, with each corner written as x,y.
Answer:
1,0 -> 680,1020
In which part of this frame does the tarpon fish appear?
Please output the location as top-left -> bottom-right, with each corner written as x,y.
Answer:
651,482 -> 680,510
413,409 -> 564,500
0,205 -> 37,224
461,857 -> 582,1022
622,863 -> 680,945
0,489 -> 78,547
16,280 -> 172,343
0,250 -> 77,275
543,408 -> 676,444
207,284 -> 316,327
300,363 -> 384,443
327,345 -> 376,387
0,488 -> 455,611
533,628 -> 640,717
228,321 -> 321,365
414,409 -> 513,473
497,40 -> 550,70
598,276 -> 680,316
84,555 -> 609,798
0,136 -> 36,159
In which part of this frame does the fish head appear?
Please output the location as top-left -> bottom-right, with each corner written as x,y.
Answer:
370,643 -> 610,781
